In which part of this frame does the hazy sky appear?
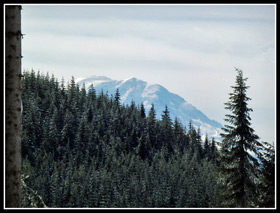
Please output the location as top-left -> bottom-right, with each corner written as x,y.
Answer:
21,4 -> 275,143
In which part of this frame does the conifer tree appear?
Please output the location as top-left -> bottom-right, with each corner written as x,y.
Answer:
147,104 -> 158,149
140,103 -> 146,119
114,88 -> 121,108
219,68 -> 263,207
203,134 -> 210,159
258,142 -> 275,207
210,138 -> 217,162
160,105 -> 174,152
173,117 -> 185,148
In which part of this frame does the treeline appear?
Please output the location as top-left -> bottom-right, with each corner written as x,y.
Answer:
21,70 -> 274,208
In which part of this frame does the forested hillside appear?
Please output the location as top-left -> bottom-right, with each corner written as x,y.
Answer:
21,70 -> 274,208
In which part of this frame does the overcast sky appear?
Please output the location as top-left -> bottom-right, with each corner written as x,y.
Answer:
21,4 -> 276,143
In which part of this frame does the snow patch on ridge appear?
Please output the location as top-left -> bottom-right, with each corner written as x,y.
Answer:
121,87 -> 135,103
142,84 -> 160,100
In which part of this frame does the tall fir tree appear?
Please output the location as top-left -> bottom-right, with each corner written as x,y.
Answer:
219,68 -> 263,207
147,104 -> 158,149
140,103 -> 146,119
160,105 -> 174,153
114,88 -> 121,109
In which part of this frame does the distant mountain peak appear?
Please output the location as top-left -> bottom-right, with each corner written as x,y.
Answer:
77,75 -> 223,140
123,76 -> 139,82
76,75 -> 112,87
86,75 -> 112,81
76,75 -> 111,83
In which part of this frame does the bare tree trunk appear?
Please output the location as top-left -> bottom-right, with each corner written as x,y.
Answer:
5,5 -> 22,208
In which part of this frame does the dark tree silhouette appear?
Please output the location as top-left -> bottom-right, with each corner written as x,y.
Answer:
5,5 -> 23,208
219,68 -> 263,207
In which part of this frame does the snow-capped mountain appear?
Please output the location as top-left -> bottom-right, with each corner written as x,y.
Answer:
76,76 -> 223,140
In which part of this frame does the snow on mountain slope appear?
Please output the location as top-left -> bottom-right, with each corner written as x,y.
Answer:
77,76 -> 223,140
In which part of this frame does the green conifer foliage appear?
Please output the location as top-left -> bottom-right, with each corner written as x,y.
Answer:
219,68 -> 263,207
21,70 -> 275,208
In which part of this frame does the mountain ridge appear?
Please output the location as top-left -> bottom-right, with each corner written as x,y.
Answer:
77,75 -> 223,140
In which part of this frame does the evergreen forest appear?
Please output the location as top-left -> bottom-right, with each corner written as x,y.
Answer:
21,70 -> 275,208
